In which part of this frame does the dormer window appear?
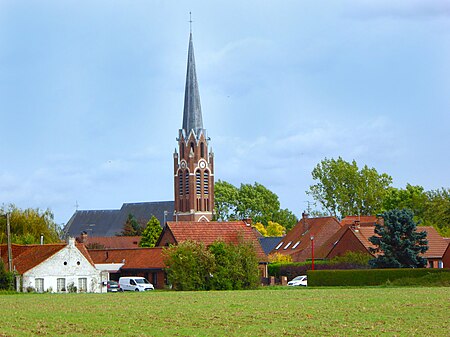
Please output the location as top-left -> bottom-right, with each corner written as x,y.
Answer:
284,241 -> 292,249
292,241 -> 300,249
275,242 -> 283,250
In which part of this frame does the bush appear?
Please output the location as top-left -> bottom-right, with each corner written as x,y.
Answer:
163,239 -> 260,291
307,268 -> 450,287
0,260 -> 13,290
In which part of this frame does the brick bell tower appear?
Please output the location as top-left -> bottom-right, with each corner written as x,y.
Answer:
173,32 -> 214,222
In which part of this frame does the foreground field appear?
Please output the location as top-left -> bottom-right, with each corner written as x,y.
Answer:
0,287 -> 449,336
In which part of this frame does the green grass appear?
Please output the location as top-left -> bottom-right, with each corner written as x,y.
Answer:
0,287 -> 449,336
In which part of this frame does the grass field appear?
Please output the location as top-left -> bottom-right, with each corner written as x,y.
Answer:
0,287 -> 449,336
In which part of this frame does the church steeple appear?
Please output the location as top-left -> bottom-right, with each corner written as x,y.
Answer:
182,33 -> 204,138
173,31 -> 214,222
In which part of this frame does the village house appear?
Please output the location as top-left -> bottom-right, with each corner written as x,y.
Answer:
157,221 -> 268,277
88,247 -> 166,289
0,238 -> 107,293
316,217 -> 449,268
269,214 -> 342,262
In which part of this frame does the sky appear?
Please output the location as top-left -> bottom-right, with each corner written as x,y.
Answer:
1,1 -> 449,226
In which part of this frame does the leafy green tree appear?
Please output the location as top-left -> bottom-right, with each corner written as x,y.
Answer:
214,180 -> 239,221
308,157 -> 392,218
119,214 -> 143,236
214,181 -> 298,230
0,204 -> 61,244
0,260 -> 13,290
163,239 -> 261,291
208,240 -> 260,290
139,216 -> 162,248
369,209 -> 428,268
163,241 -> 215,291
423,188 -> 450,237
382,184 -> 427,220
253,222 -> 267,236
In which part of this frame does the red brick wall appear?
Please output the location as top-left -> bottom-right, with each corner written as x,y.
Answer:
157,230 -> 176,247
328,230 -> 371,259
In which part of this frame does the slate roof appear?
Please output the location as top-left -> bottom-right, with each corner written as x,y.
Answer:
259,237 -> 283,255
88,248 -> 165,270
182,32 -> 204,137
64,201 -> 174,237
78,236 -> 141,249
159,221 -> 267,262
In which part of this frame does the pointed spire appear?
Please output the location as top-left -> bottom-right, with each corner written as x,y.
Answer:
182,32 -> 204,137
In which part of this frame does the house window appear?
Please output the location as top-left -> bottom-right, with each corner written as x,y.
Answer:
284,241 -> 292,250
35,278 -> 44,293
57,278 -> 66,292
438,261 -> 443,269
78,278 -> 87,292
275,242 -> 283,250
429,260 -> 434,268
292,241 -> 301,249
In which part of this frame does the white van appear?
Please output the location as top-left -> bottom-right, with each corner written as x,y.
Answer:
118,277 -> 155,291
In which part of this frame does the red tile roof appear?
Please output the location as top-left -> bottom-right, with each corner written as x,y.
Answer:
340,215 -> 378,226
78,236 -> 141,249
160,221 -> 267,261
419,226 -> 449,258
88,248 -> 165,269
1,243 -> 66,274
315,225 -> 448,260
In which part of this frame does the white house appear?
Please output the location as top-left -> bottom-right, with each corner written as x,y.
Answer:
1,238 -> 107,293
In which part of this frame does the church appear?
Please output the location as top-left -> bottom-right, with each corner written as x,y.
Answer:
65,30 -> 215,237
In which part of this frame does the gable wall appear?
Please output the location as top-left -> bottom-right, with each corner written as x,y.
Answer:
327,229 -> 372,259
22,243 -> 106,293
157,229 -> 177,247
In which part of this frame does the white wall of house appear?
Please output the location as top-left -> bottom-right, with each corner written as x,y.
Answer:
20,238 -> 107,293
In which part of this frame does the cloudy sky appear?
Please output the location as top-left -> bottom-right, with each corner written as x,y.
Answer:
1,1 -> 449,225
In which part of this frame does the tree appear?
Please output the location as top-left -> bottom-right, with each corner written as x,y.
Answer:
423,188 -> 450,237
163,239 -> 260,291
163,240 -> 216,291
383,185 -> 450,237
308,157 -> 392,218
208,240 -> 260,290
253,222 -> 267,236
0,260 -> 13,290
139,216 -> 162,248
214,180 -> 298,230
0,204 -> 61,244
266,221 -> 285,237
119,214 -> 143,236
369,209 -> 428,268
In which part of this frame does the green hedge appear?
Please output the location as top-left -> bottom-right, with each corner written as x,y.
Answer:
307,268 -> 450,287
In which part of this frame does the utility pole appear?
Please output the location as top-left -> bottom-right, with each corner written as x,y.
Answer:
5,213 -> 12,272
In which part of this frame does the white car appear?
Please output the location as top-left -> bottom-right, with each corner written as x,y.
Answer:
287,275 -> 307,287
118,277 -> 154,291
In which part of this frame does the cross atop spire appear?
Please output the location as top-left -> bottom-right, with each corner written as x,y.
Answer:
181,31 -> 204,137
189,12 -> 193,33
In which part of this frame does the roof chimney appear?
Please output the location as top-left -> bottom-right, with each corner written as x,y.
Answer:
80,231 -> 88,243
302,211 -> 309,219
243,218 -> 252,226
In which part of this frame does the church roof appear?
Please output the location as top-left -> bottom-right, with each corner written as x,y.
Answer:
182,33 -> 204,137
64,201 -> 174,237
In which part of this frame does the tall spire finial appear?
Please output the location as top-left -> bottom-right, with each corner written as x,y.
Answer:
189,12 -> 193,33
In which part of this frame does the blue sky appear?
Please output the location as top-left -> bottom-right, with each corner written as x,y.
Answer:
1,1 -> 449,225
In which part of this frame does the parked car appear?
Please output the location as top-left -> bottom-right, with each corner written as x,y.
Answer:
118,277 -> 154,291
107,280 -> 121,292
287,275 -> 307,287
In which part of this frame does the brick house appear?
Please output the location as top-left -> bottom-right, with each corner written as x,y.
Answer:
88,248 -> 166,289
442,239 -> 450,268
156,221 -> 268,277
0,238 -> 107,293
269,214 -> 342,262
316,219 -> 449,268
